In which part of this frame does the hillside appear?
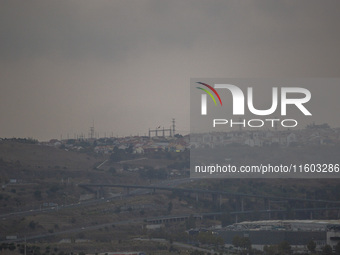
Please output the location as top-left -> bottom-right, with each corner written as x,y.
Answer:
0,140 -> 104,172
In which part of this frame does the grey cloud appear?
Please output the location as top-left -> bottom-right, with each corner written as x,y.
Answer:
1,0 -> 340,140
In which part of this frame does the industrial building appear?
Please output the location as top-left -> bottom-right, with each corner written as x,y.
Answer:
218,220 -> 340,252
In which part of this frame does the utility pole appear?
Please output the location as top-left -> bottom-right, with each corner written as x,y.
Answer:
90,119 -> 95,139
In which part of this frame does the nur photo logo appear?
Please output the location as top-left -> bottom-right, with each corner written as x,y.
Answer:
195,81 -> 312,129
196,82 -> 222,115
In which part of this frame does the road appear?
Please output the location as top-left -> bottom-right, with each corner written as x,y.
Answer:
1,218 -> 143,243
0,177 -> 196,219
134,238 -> 216,254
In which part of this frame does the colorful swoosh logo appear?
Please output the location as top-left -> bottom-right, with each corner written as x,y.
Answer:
196,82 -> 222,106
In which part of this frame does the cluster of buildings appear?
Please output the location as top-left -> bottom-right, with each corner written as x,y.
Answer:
43,135 -> 190,154
94,135 -> 189,154
42,124 -> 340,155
218,219 -> 340,252
191,124 -> 340,148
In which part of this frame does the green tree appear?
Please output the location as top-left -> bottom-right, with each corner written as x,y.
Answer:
125,145 -> 134,154
185,214 -> 196,229
232,235 -> 251,250
264,245 -> 278,255
278,241 -> 291,255
110,148 -> 124,162
335,241 -> 340,255
34,190 -> 42,200
28,220 -> 37,229
232,235 -> 242,248
114,206 -> 121,214
190,251 -> 204,255
322,245 -> 333,255
241,237 -> 251,250
167,201 -> 173,214
109,167 -> 116,174
307,240 -> 316,253
8,243 -> 16,251
197,231 -> 224,245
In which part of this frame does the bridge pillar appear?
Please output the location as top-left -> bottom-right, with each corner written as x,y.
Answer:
196,193 -> 199,202
232,196 -> 240,211
310,211 -> 313,220
241,198 -> 244,212
264,198 -> 271,220
212,194 -> 217,205
99,187 -> 104,198
264,198 -> 269,210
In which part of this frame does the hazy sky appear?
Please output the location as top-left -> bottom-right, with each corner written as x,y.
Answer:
1,0 -> 340,141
